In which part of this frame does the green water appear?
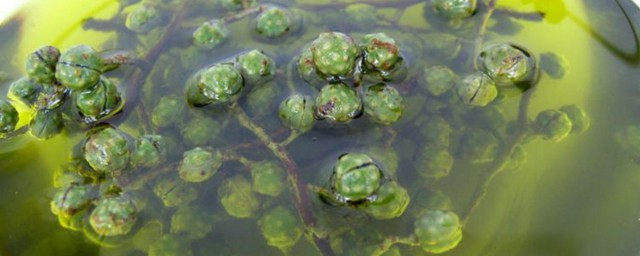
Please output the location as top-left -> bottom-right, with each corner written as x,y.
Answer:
0,0 -> 639,255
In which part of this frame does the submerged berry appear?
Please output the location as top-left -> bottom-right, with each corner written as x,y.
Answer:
315,83 -> 362,123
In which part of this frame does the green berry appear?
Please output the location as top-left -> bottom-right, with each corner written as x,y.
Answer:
430,0 -> 477,19
89,195 -> 137,237
126,4 -> 160,34
361,33 -> 401,72
153,174 -> 198,207
130,135 -> 167,168
461,128 -> 499,164
193,20 -> 229,50
148,234 -> 193,256
414,210 -> 463,254
456,72 -> 497,107
423,33 -> 462,60
533,109 -> 572,142
256,7 -> 293,38
279,94 -> 315,132
315,83 -> 363,123
258,206 -> 303,251
151,95 -> 184,128
178,147 -> 222,183
415,143 -> 453,179
55,45 -> 103,90
29,109 -> 63,140
479,43 -> 535,87
296,46 -> 322,84
559,104 -> 589,135
250,160 -> 287,197
540,52 -> 568,79
197,64 -> 244,104
180,115 -> 221,146
236,50 -> 275,85
218,175 -> 260,218
8,77 -> 42,107
35,84 -> 67,110
25,45 -> 60,84
422,65 -> 459,97
363,84 -> 404,125
171,205 -> 213,239
331,153 -> 383,202
221,0 -> 257,11
366,146 -> 399,177
50,184 -> 94,218
345,4 -> 377,30
310,32 -> 360,77
83,127 -> 130,175
364,181 -> 410,220
0,99 -> 19,136
75,76 -> 124,122
419,116 -> 451,147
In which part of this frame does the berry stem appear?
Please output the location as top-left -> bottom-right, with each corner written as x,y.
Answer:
371,235 -> 420,256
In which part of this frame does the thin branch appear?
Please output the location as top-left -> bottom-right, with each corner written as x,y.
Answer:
371,235 -> 420,256
494,8 -> 545,21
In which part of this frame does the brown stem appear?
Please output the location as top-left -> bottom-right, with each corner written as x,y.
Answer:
232,104 -> 335,256
470,0 -> 498,70
494,8 -> 545,21
297,0 -> 423,10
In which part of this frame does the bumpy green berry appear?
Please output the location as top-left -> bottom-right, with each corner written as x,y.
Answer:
461,129 -> 499,164
361,33 -> 401,72
559,104 -> 589,135
310,32 -> 360,77
423,33 -> 461,60
256,7 -> 293,38
89,195 -> 137,236
430,0 -> 477,19
153,174 -> 198,207
0,99 -> 19,136
126,4 -> 160,34
363,84 -> 404,125
8,77 -> 42,107
296,47 -> 322,85
171,205 -> 213,239
83,127 -> 130,175
315,83 -> 363,123
250,160 -> 286,197
366,146 -> 399,177
411,189 -> 453,217
415,144 -> 453,179
479,43 -> 535,87
55,45 -> 103,90
180,115 -> 221,146
414,210 -> 463,254
178,147 -> 222,183
540,52 -> 568,79
25,45 -> 60,84
148,234 -> 193,256
197,64 -> 244,104
364,181 -> 410,220
456,72 -> 497,107
236,50 -> 275,85
419,116 -> 451,147
35,85 -> 66,110
29,109 -> 63,140
131,135 -> 167,168
218,175 -> 260,218
331,153 -> 383,202
345,4 -> 377,30
75,76 -> 124,122
221,0 -> 257,11
533,109 -> 572,142
50,184 -> 94,218
193,20 -> 229,50
279,94 -> 315,132
422,65 -> 459,97
258,206 -> 303,251
151,95 -> 184,128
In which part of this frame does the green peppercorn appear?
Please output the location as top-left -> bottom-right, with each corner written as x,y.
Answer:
423,33 -> 462,60
89,195 -> 137,237
126,4 -> 161,34
415,143 -> 453,179
197,63 -> 244,104
456,72 -> 497,107
50,183 -> 94,219
315,83 -> 363,123
193,20 -> 229,50
363,83 -> 404,125
29,109 -> 63,140
540,52 -> 568,79
55,45 -> 103,90
171,205 -> 213,239
559,104 -> 590,135
35,84 -> 66,110
461,128 -> 499,164
361,33 -> 402,73
533,109 -> 573,142
414,210 -> 463,254
296,46 -> 323,85
25,45 -> 60,84
153,174 -> 198,207
83,127 -> 130,175
310,32 -> 360,77
418,116 -> 452,148
258,206 -> 303,251
366,146 -> 399,177
8,77 -> 42,107
279,94 -> 315,132
430,0 -> 477,20
479,43 -> 536,87
178,147 -> 222,183
331,153 -> 383,202
74,76 -> 124,122
363,181 -> 410,220
180,115 -> 221,146
218,175 -> 260,218
247,82 -> 280,118
151,95 -> 185,128
0,99 -> 19,137
422,65 -> 459,97
148,234 -> 193,256
250,160 -> 286,197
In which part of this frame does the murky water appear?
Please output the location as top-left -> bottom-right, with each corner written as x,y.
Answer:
0,0 -> 639,255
